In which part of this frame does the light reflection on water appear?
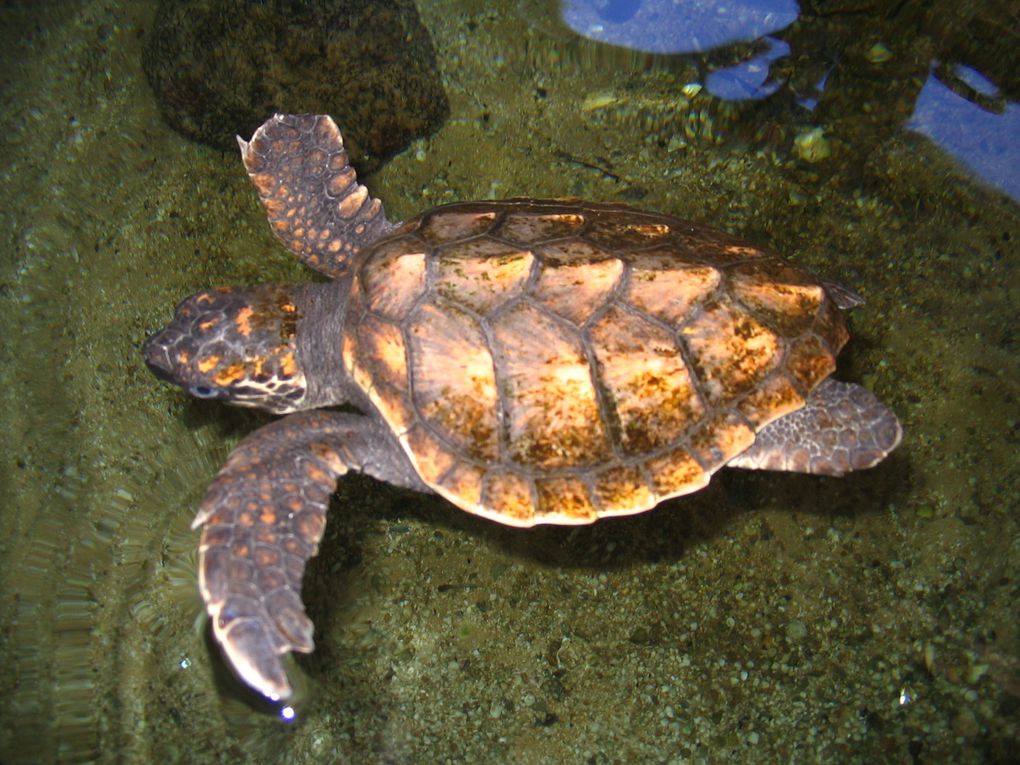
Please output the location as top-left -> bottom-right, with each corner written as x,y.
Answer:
704,36 -> 789,100
907,64 -> 1020,201
561,0 -> 799,54
557,0 -> 1019,197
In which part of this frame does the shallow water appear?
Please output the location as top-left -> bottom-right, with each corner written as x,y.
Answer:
1,0 -> 1018,762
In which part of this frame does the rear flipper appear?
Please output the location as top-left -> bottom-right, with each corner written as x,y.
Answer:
729,378 -> 902,475
192,410 -> 425,702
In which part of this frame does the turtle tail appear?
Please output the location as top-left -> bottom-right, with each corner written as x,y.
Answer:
237,114 -> 393,279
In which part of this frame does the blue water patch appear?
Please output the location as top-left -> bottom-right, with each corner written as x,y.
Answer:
705,36 -> 790,101
907,65 -> 1020,201
562,0 -> 799,55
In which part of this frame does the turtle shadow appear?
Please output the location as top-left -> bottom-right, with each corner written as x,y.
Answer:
308,445 -> 911,581
292,452 -> 909,716
190,453 -> 909,717
179,397 -> 909,714
180,396 -> 910,579
395,453 -> 910,571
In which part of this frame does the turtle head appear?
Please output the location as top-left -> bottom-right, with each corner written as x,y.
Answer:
144,285 -> 311,415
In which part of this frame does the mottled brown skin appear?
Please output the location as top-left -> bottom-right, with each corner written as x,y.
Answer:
143,114 -> 901,703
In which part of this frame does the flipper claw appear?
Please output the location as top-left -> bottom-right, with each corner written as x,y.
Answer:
192,410 -> 420,701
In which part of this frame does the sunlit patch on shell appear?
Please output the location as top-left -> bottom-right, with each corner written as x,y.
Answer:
585,218 -> 671,250
402,424 -> 457,485
533,246 -> 623,325
434,238 -> 534,314
494,212 -> 585,244
729,261 -> 825,334
645,446 -> 709,498
417,209 -> 497,245
480,469 -> 536,525
590,305 -> 703,454
592,463 -> 655,516
681,302 -> 779,403
537,237 -> 613,263
534,475 -> 598,523
350,316 -> 415,434
736,373 -> 805,429
687,410 -> 756,469
492,303 -> 612,469
719,244 -> 768,260
784,335 -> 837,391
624,254 -> 720,324
408,302 -> 499,460
353,316 -> 408,390
669,225 -> 769,265
438,461 -> 484,508
360,238 -> 427,319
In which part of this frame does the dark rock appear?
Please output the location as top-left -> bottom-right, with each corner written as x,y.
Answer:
143,0 -> 448,171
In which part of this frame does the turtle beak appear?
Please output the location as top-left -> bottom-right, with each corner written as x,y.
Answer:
142,329 -> 177,382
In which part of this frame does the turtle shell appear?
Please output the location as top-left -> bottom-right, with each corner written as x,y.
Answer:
341,199 -> 849,526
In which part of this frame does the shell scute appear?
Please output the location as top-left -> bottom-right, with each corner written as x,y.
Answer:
434,237 -> 534,314
687,410 -> 756,469
584,217 -> 671,250
534,475 -> 598,523
785,335 -> 837,391
495,211 -> 586,244
417,208 -> 497,245
669,224 -> 771,265
590,305 -> 703,455
437,461 -> 485,509
408,302 -> 499,461
681,302 -> 780,403
493,302 -> 612,469
623,254 -> 721,325
401,424 -> 456,486
645,446 -> 709,498
729,260 -> 826,334
348,315 -> 414,434
736,373 -> 805,429
592,464 -> 655,517
481,470 -> 536,526
811,297 -> 851,352
359,236 -> 427,319
532,245 -> 624,325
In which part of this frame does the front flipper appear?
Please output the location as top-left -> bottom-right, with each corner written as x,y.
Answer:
237,113 -> 393,279
729,378 -> 902,475
192,410 -> 425,702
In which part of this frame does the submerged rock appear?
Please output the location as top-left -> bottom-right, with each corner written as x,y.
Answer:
143,0 -> 448,171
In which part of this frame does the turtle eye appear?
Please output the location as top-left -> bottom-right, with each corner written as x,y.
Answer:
189,384 -> 220,399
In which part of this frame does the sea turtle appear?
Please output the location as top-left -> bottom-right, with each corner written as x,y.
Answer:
143,113 -> 902,702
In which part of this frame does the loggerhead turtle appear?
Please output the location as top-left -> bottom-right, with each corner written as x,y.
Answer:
143,113 -> 902,702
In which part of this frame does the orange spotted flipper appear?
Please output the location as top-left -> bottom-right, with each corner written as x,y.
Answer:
191,410 -> 424,702
237,114 -> 394,279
